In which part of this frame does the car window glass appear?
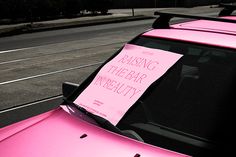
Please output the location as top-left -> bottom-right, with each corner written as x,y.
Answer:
119,36 -> 235,142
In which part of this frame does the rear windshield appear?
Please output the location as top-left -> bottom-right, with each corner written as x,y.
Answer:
117,36 -> 236,141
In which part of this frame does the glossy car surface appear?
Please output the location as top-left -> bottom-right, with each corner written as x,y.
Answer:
0,108 -> 187,157
0,6 -> 235,157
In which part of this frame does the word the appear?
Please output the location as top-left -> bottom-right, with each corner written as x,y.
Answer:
107,65 -> 147,83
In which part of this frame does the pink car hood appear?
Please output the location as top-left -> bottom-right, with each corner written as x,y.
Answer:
0,108 -> 189,157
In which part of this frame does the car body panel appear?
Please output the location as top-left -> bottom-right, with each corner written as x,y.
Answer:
0,110 -> 54,141
0,108 -> 189,157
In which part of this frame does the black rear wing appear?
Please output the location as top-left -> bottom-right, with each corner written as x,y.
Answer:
153,11 -> 236,29
219,3 -> 236,16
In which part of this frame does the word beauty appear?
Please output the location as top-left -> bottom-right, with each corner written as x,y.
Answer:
94,75 -> 141,99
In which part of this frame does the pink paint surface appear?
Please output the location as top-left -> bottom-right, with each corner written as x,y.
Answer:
0,110 -> 55,141
74,44 -> 183,125
172,18 -> 236,35
0,108 -> 189,157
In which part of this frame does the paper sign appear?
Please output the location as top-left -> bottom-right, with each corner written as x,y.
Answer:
74,44 -> 183,125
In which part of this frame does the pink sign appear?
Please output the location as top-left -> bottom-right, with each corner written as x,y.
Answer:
74,44 -> 183,125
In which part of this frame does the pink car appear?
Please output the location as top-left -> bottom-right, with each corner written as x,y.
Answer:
0,4 -> 235,157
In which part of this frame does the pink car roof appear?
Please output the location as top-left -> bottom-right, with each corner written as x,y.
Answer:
0,108 -> 189,157
172,16 -> 236,35
143,16 -> 236,50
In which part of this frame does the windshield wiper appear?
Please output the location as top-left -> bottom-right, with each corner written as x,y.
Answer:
63,99 -> 123,135
63,99 -> 144,142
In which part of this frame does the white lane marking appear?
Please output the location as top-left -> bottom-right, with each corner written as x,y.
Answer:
0,58 -> 30,65
0,47 -> 32,54
0,62 -> 103,85
0,95 -> 62,114
0,47 -> 113,65
0,41 -> 124,65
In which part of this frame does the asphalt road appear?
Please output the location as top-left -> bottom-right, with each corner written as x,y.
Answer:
0,19 -> 154,111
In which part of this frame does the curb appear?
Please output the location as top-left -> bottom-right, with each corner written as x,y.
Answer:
0,15 -> 154,37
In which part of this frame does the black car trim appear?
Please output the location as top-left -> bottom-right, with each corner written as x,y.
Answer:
219,3 -> 236,16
